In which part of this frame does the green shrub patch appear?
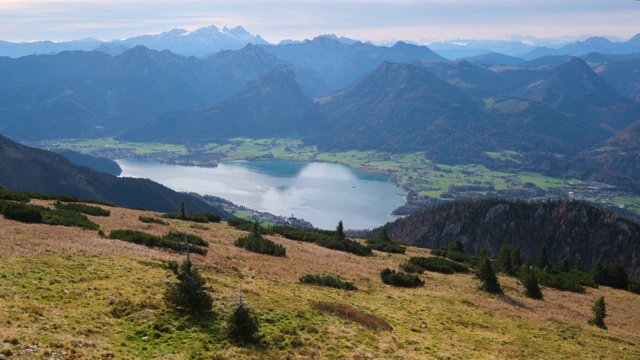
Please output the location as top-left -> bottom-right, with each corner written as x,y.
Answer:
0,200 -> 99,230
108,229 -> 208,255
138,216 -> 169,225
406,256 -> 469,274
163,231 -> 208,247
162,211 -> 220,223
300,274 -> 357,290
54,201 -> 111,216
234,235 -> 286,257
380,268 -> 424,288
366,239 -> 406,254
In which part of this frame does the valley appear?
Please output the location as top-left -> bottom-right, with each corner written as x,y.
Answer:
31,137 -> 640,222
3,21 -> 640,358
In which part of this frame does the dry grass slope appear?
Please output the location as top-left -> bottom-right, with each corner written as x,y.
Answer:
0,200 -> 639,359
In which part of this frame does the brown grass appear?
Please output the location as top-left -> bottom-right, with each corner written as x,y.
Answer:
1,200 -> 640,359
311,301 -> 393,331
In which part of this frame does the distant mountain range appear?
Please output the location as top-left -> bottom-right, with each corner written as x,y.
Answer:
0,25 -> 267,58
114,54 -> 640,173
1,30 -> 640,201
1,24 -> 640,61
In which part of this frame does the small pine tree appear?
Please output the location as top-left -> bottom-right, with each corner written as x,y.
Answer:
380,226 -> 391,242
593,257 -> 608,285
251,221 -> 260,237
449,238 -> 465,253
180,202 -> 186,219
556,256 -> 570,273
588,296 -> 607,330
610,258 -> 629,290
498,245 -> 513,275
575,258 -> 584,272
522,267 -> 543,300
511,247 -> 522,268
476,256 -> 503,294
336,220 -> 346,241
536,245 -> 550,269
164,259 -> 213,313
228,290 -> 261,346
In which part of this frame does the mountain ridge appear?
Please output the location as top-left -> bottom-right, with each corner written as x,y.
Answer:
381,198 -> 640,277
0,134 -> 232,218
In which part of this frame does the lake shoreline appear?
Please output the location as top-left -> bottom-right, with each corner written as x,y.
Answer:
116,158 -> 407,230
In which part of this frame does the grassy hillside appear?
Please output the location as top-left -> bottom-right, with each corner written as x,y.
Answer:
1,200 -> 639,359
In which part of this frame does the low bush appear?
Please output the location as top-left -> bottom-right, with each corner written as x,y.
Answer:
380,268 -> 424,288
108,230 -> 207,255
366,239 -> 406,254
315,237 -> 372,256
1,200 -> 99,230
399,262 -> 424,274
54,201 -> 111,216
0,189 -> 30,202
162,211 -> 221,223
79,199 -> 116,207
407,256 -> 469,274
139,216 -> 169,225
431,248 -> 473,264
534,269 -> 588,293
41,209 -> 100,230
270,224 -> 371,256
234,235 -> 286,257
229,218 -> 274,235
271,225 -> 338,243
300,274 -> 357,291
164,231 -> 208,247
311,301 -> 392,331
1,201 -> 43,223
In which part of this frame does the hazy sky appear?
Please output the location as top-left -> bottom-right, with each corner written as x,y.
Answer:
1,0 -> 639,43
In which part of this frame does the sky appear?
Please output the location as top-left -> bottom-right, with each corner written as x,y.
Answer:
0,0 -> 639,44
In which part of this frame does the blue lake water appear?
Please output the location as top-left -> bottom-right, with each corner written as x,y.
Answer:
117,159 -> 406,230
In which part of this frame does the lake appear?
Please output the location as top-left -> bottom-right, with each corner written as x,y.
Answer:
116,159 -> 406,230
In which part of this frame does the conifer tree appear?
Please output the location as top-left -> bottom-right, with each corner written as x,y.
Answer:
228,290 -> 261,346
336,220 -> 346,241
251,221 -> 260,238
588,296 -> 607,330
449,237 -> 464,254
380,226 -> 391,242
180,202 -> 186,219
575,258 -> 584,272
476,256 -> 503,294
164,259 -> 213,313
556,256 -> 570,273
498,245 -> 513,275
610,258 -> 629,290
536,245 -> 550,269
449,238 -> 465,253
522,266 -> 543,299
511,247 -> 522,268
593,257 -> 608,285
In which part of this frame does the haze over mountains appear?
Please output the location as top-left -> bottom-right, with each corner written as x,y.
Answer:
2,24 -> 640,60
1,27 -> 640,190
2,25 -> 640,223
